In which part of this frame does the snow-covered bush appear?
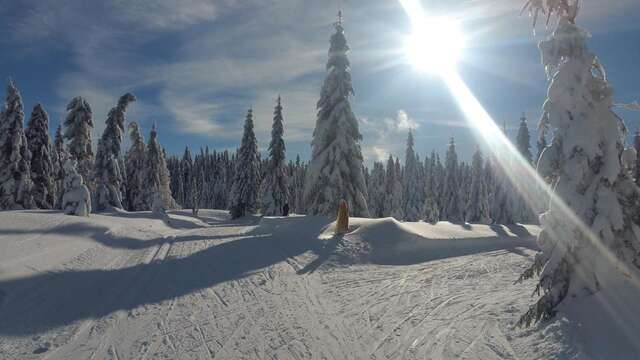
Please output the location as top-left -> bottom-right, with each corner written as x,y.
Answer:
61,158 -> 91,216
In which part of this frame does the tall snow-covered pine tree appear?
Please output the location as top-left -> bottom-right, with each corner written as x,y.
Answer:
441,138 -> 462,222
229,109 -> 261,219
143,125 -> 177,211
262,97 -> 290,216
25,104 -> 56,209
466,149 -> 491,224
64,96 -> 94,190
304,12 -> 369,218
403,131 -> 423,221
0,80 -> 32,209
125,122 -> 146,211
95,93 -> 136,210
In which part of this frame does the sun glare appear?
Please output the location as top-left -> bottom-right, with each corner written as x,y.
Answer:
404,15 -> 465,73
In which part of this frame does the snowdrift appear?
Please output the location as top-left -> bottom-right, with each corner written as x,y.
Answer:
255,215 -> 540,266
344,218 -> 540,264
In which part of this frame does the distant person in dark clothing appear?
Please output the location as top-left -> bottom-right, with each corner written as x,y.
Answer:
282,203 -> 290,217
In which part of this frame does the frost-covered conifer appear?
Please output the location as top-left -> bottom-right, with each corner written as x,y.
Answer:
262,97 -> 290,216
63,96 -> 94,190
0,80 -> 33,209
423,151 -> 440,223
490,161 -> 515,224
95,93 -> 136,210
52,125 -> 66,208
229,109 -> 261,219
304,14 -> 369,218
383,155 -> 404,219
516,113 -> 533,164
125,122 -> 146,211
518,0 -> 640,326
291,155 -> 306,214
466,149 -> 491,224
181,147 -> 194,209
441,138 -> 462,222
25,104 -> 56,209
143,125 -> 177,210
515,113 -> 536,222
368,162 -> 386,218
403,131 -> 423,221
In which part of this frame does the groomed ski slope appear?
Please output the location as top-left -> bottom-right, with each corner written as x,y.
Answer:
0,210 -> 633,359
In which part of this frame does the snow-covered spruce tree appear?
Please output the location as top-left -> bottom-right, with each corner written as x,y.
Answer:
262,96 -> 290,216
490,123 -> 516,224
181,147 -> 194,209
465,149 -> 491,224
25,104 -> 56,209
124,122 -> 146,211
423,151 -> 440,223
368,162 -> 386,218
517,0 -> 640,326
0,80 -> 33,209
95,93 -> 136,211
490,161 -> 515,224
142,125 -> 177,211
440,138 -> 462,222
515,113 -> 536,222
383,155 -> 404,219
229,109 -> 261,219
291,155 -> 307,214
53,125 -> 66,209
516,113 -> 533,164
304,14 -> 369,218
459,161 -> 472,220
63,96 -> 94,190
403,131 -> 423,221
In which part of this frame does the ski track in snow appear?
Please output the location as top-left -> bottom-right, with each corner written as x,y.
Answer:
0,210 -> 569,359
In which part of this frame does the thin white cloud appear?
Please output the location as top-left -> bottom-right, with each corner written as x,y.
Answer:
161,89 -> 223,135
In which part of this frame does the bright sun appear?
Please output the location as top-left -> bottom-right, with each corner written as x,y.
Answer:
404,16 -> 465,74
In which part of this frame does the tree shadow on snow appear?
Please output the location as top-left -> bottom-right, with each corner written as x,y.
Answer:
0,216 -> 327,336
296,235 -> 341,275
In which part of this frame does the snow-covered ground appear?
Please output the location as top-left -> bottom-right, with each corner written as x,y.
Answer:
0,210 -> 634,359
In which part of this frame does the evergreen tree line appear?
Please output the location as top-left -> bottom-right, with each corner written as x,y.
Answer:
0,80 -> 176,213
163,103 -> 548,225
0,77 -> 575,225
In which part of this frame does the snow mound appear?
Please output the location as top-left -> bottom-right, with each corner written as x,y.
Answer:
253,216 -> 540,266
328,217 -> 539,264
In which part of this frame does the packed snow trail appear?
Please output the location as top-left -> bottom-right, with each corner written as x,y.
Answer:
0,210 -> 584,359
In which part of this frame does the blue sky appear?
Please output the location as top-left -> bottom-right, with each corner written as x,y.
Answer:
1,0 -> 639,164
